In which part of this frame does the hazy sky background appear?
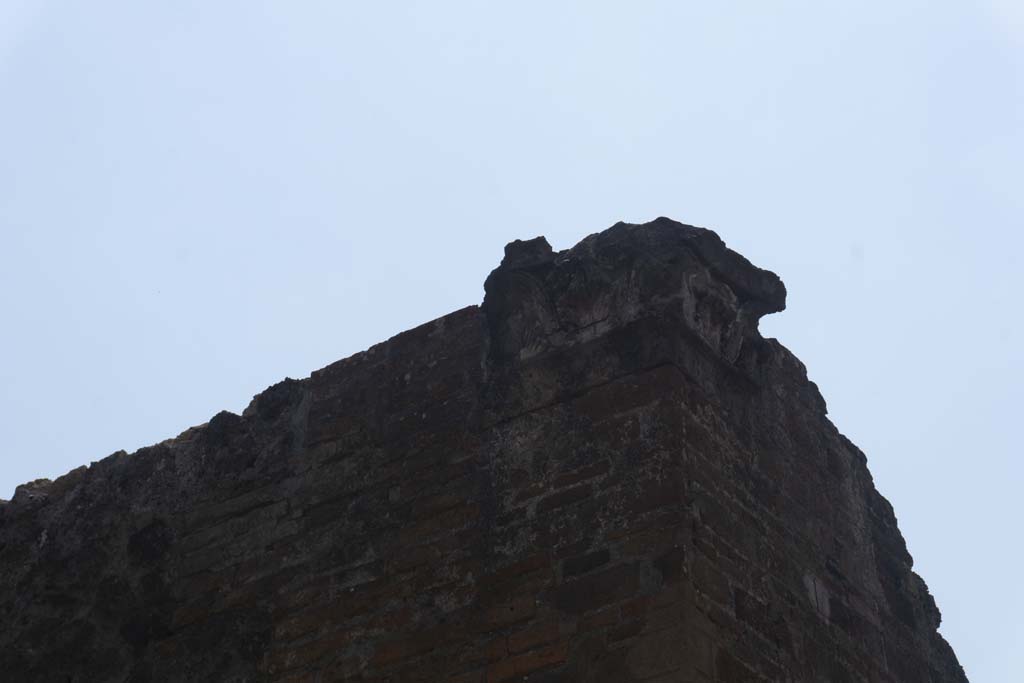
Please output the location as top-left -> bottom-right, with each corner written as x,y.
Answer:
1,2 -> 1020,679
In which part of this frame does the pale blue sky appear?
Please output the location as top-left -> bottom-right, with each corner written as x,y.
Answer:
1,2 -> 1020,679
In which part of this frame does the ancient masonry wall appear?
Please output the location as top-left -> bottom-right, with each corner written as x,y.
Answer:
0,219 -> 966,682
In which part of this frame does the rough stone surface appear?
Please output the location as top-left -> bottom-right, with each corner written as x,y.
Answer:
0,218 -> 966,682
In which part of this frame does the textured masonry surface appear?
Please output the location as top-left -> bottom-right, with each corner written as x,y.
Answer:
0,219 -> 966,682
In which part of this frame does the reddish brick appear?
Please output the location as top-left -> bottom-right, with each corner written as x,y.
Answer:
476,597 -> 536,632
562,548 -> 611,577
608,619 -> 645,642
486,641 -> 569,682
544,564 -> 641,614
579,606 -> 618,633
448,668 -> 485,683
371,623 -> 458,667
550,461 -> 610,489
267,629 -> 353,674
536,484 -> 591,514
507,618 -> 562,654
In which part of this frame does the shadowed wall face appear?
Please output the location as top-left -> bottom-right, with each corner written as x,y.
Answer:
0,221 -> 965,682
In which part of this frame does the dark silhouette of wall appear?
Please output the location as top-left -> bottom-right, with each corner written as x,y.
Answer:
0,219 -> 966,682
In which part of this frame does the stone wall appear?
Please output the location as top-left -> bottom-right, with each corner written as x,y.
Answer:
0,219 -> 966,681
